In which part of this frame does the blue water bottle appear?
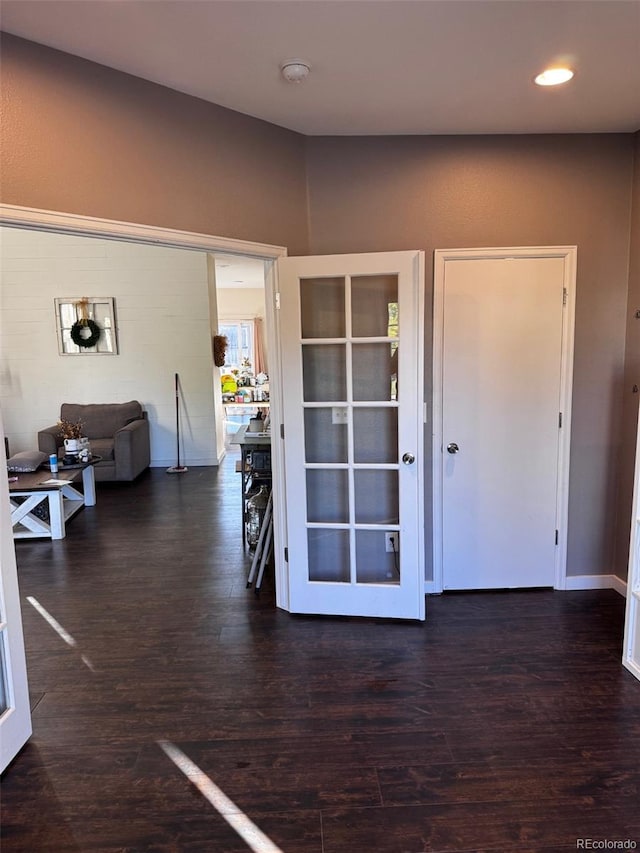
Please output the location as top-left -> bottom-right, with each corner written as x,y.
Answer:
49,453 -> 58,473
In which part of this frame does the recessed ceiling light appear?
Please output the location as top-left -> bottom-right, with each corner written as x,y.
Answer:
534,67 -> 574,87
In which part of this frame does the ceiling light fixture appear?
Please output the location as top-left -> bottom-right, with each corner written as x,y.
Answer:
534,67 -> 574,87
281,59 -> 311,84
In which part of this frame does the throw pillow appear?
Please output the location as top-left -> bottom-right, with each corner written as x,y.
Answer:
7,450 -> 48,472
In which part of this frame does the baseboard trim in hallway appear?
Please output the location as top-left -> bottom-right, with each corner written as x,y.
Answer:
564,573 -> 627,596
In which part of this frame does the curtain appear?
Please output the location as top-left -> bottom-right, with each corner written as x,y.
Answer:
253,318 -> 267,376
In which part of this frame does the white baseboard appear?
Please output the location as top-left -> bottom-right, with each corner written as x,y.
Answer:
611,575 -> 628,597
623,658 -> 640,680
564,574 -> 627,597
425,575 -> 627,597
150,458 -> 220,468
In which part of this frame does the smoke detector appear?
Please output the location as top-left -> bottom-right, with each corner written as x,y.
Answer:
280,60 -> 311,84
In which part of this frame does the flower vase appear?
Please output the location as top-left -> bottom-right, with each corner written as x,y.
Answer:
64,438 -> 81,455
64,437 -> 90,463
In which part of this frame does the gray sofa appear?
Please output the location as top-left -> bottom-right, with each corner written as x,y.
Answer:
38,401 -> 150,482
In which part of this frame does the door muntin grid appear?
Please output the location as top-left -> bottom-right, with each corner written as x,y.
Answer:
300,274 -> 400,585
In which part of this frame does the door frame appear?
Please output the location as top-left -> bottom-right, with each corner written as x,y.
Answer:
0,203 -> 292,610
432,246 -> 577,593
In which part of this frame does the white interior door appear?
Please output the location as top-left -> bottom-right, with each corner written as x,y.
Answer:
434,248 -> 575,591
0,408 -> 32,771
278,251 -> 425,619
623,404 -> 640,683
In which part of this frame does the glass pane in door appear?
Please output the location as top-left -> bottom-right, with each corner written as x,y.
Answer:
351,274 -> 398,338
308,529 -> 350,582
354,470 -> 399,524
355,530 -> 400,584
353,408 -> 398,464
304,409 -> 348,463
352,343 -> 397,401
301,277 -> 345,338
307,469 -> 349,523
302,345 -> 346,402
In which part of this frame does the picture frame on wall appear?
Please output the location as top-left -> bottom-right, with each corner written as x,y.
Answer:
54,297 -> 118,355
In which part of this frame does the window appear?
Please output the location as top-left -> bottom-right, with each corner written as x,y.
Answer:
219,321 -> 254,370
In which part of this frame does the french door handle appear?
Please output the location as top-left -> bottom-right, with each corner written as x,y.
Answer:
402,453 -> 415,465
447,443 -> 460,454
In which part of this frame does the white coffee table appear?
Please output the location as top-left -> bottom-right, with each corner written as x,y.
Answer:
9,462 -> 97,540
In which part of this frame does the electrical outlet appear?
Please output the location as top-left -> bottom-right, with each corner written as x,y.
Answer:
332,407 -> 348,425
385,532 -> 397,553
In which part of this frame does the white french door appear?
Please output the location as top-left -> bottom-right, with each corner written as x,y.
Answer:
0,407 -> 32,771
623,404 -> 640,683
434,247 -> 576,591
278,251 -> 425,620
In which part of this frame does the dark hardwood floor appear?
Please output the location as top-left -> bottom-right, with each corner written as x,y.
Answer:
2,451 -> 639,852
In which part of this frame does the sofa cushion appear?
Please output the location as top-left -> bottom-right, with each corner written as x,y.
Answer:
60,401 -> 143,441
7,450 -> 48,472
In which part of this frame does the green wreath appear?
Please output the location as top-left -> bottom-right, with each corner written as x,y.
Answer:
70,319 -> 101,348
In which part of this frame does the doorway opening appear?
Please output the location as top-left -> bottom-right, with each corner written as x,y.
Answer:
213,253 -> 270,458
0,203 -> 290,609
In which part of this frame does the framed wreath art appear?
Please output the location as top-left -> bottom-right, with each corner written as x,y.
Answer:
71,318 -> 101,348
55,297 -> 118,355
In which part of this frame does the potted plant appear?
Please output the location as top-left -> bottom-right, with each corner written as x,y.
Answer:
58,418 -> 88,457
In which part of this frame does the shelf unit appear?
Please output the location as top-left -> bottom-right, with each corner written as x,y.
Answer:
231,426 -> 272,550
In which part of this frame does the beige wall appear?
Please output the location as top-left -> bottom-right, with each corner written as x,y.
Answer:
306,135 -> 635,579
2,33 -> 638,584
0,34 -> 309,255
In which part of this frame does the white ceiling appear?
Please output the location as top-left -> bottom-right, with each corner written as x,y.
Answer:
215,253 -> 265,289
1,0 -> 639,136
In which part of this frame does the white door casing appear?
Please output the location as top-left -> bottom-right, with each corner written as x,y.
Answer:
279,251 -> 425,619
0,406 -> 32,772
433,247 -> 576,592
